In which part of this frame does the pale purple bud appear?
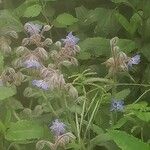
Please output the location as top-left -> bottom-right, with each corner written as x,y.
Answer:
49,119 -> 66,136
32,79 -> 49,90
62,32 -> 79,48
24,22 -> 42,36
23,59 -> 41,69
110,99 -> 124,112
128,54 -> 140,67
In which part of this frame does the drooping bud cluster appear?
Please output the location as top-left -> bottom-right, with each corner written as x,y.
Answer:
23,22 -> 52,47
51,32 -> 80,67
103,37 -> 140,76
13,22 -> 79,96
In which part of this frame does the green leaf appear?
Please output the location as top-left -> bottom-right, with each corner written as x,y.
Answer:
115,13 -> 130,33
141,43 -> 150,61
0,86 -> 16,101
134,111 -> 150,122
115,89 -> 130,99
0,121 -> 6,134
90,133 -> 111,149
94,8 -> 120,36
5,120 -> 44,142
77,52 -> 91,60
56,13 -> 78,26
118,39 -> 137,53
75,5 -> 88,22
126,102 -> 148,111
108,130 -> 150,150
79,37 -> 110,56
130,12 -> 142,34
23,4 -> 42,18
0,10 -> 23,32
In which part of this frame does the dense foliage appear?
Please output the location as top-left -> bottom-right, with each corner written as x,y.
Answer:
0,0 -> 150,150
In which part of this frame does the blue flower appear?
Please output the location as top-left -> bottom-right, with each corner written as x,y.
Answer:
62,32 -> 79,48
110,99 -> 124,112
49,119 -> 66,136
23,59 -> 41,69
24,22 -> 42,36
32,79 -> 49,90
128,54 -> 140,68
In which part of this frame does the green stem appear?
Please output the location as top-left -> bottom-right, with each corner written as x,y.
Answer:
41,92 -> 57,116
79,86 -> 86,134
133,88 -> 150,104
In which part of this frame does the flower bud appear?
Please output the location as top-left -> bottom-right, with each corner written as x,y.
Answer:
35,47 -> 48,60
16,46 -> 29,56
9,31 -> 18,39
55,41 -> 62,48
74,45 -> 81,52
67,84 -> 78,99
1,43 -> 11,53
22,38 -> 30,46
43,25 -> 51,32
110,37 -> 119,47
61,60 -> 72,67
43,38 -> 53,46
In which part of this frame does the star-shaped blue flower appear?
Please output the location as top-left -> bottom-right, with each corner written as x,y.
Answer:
49,119 -> 66,136
128,54 -> 140,68
32,79 -> 49,90
62,32 -> 79,48
23,59 -> 41,69
110,99 -> 124,112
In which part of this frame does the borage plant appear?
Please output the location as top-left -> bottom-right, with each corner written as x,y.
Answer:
0,20 -> 150,150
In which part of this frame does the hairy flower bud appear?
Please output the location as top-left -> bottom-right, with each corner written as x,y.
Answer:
1,43 -> 11,53
16,46 -> 29,56
110,37 -> 119,48
8,31 -> 18,39
43,38 -> 53,46
34,47 -> 48,60
42,25 -> 51,32
55,41 -> 62,48
22,38 -> 30,46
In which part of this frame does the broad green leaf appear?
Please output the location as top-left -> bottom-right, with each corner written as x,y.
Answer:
90,133 -> 111,149
23,4 -> 42,18
77,52 -> 91,60
79,37 -> 110,56
5,120 -> 44,142
130,12 -> 142,34
94,8 -> 120,36
141,43 -> 150,61
126,102 -> 148,111
56,13 -> 78,26
0,10 -> 23,32
144,18 -> 150,40
75,5 -> 88,22
108,130 -> 150,150
0,121 -> 6,134
111,117 -> 128,129
0,86 -> 16,101
118,39 -> 137,53
134,111 -> 150,122
115,89 -> 130,99
115,13 -> 130,33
